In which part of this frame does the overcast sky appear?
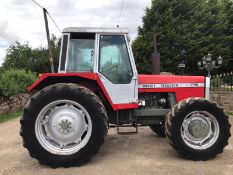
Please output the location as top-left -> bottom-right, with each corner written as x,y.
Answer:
0,0 -> 151,66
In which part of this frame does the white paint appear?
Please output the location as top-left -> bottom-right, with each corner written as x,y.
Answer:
97,34 -> 138,104
205,77 -> 210,99
63,27 -> 129,34
99,74 -> 137,104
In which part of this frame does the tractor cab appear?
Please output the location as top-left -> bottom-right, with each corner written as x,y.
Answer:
58,27 -> 138,104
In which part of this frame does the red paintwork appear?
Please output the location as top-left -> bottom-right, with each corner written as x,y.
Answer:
28,73 -> 98,91
138,74 -> 205,84
28,73 -> 205,110
112,103 -> 139,110
28,73 -> 138,111
138,74 -> 205,101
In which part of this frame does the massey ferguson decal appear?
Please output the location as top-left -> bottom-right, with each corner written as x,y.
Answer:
138,83 -> 204,89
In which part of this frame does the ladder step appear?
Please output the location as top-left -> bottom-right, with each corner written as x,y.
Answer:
117,125 -> 138,135
116,111 -> 138,135
117,124 -> 138,135
117,131 -> 138,135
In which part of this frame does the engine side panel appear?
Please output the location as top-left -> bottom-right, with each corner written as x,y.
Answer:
138,74 -> 205,101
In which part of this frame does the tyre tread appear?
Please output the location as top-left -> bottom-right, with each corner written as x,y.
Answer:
165,97 -> 231,160
20,83 -> 108,167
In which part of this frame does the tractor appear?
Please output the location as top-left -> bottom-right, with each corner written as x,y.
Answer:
20,27 -> 231,167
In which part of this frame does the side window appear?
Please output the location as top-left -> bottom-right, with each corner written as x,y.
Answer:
99,35 -> 133,84
67,33 -> 95,72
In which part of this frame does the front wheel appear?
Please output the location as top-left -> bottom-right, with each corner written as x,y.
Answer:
165,98 -> 231,160
20,83 -> 108,167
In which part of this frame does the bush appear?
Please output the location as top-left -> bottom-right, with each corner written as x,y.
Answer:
211,77 -> 219,88
0,69 -> 37,96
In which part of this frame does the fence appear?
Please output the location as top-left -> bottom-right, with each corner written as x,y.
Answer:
210,72 -> 233,91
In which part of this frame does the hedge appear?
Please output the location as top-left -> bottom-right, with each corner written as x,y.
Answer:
0,69 -> 37,97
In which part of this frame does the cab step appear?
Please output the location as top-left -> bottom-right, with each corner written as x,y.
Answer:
116,123 -> 138,135
116,111 -> 138,135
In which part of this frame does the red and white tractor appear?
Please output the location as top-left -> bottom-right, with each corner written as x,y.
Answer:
20,27 -> 231,167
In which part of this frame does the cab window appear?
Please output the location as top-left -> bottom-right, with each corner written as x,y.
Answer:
67,33 -> 95,72
99,35 -> 133,84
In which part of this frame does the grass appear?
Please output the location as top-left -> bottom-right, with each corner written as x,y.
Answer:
0,109 -> 22,123
226,111 -> 233,116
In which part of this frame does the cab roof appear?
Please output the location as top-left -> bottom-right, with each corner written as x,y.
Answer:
62,27 -> 129,34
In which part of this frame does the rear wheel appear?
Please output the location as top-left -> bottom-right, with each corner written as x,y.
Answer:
165,98 -> 231,160
149,123 -> 165,137
20,83 -> 108,167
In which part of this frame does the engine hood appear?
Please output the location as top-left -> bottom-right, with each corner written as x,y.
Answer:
138,74 -> 206,101
138,74 -> 205,85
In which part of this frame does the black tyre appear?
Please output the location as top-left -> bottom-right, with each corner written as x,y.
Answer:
165,98 -> 231,160
149,123 -> 166,137
20,83 -> 108,167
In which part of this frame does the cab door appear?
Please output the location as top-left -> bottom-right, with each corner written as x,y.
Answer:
96,34 -> 138,105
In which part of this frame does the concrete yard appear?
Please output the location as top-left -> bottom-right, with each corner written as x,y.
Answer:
0,117 -> 232,175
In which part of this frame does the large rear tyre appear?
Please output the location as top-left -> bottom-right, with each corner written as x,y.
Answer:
20,83 -> 108,167
149,123 -> 166,137
165,98 -> 231,160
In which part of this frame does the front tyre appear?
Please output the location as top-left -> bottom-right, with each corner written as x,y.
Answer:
165,98 -> 231,160
20,83 -> 108,167
149,123 -> 166,137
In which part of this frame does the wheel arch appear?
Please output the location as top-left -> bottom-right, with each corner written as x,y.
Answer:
28,73 -> 114,113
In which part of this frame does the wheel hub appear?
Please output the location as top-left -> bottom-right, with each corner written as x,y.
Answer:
188,118 -> 209,139
57,117 -> 73,135
181,111 -> 219,150
47,105 -> 87,141
35,100 -> 92,155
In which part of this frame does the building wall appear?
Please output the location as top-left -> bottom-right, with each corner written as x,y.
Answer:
210,91 -> 233,112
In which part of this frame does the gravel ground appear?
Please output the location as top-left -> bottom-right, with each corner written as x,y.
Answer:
0,117 -> 232,175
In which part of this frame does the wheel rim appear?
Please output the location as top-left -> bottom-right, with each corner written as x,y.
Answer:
180,111 -> 219,150
35,100 -> 92,155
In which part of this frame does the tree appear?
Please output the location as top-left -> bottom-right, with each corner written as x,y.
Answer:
132,0 -> 233,75
2,35 -> 61,73
219,0 -> 233,72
